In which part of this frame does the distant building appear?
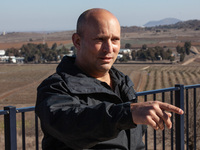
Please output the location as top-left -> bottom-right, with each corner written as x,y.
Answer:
0,50 -> 24,63
117,54 -> 123,60
0,56 -> 24,63
63,50 -> 74,57
157,55 -> 162,60
0,56 -> 9,62
0,50 -> 6,62
119,49 -> 131,54
118,49 -> 132,60
0,31 -> 6,36
0,50 -> 5,56
15,57 -> 25,63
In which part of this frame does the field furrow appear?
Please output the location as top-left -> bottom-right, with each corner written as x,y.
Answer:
145,69 -> 155,91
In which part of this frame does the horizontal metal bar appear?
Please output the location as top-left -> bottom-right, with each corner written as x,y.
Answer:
136,87 -> 178,96
0,110 -> 9,115
16,106 -> 35,113
184,84 -> 200,89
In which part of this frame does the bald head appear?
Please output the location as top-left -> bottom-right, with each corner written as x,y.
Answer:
72,8 -> 121,79
76,8 -> 120,37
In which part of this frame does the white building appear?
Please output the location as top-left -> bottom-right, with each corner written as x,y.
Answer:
0,50 -> 5,56
0,50 -> 6,62
119,49 -> 131,54
2,31 -> 6,35
0,50 -> 24,63
117,54 -> 123,60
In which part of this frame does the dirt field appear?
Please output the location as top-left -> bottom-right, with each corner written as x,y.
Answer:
0,40 -> 72,49
0,64 -> 57,109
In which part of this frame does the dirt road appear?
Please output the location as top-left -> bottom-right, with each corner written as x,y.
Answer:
182,54 -> 200,65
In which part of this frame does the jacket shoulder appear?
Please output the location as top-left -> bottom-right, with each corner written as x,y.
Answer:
111,66 -> 134,88
37,73 -> 63,89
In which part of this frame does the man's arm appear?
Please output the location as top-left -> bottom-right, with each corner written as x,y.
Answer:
130,101 -> 184,130
35,74 -> 136,149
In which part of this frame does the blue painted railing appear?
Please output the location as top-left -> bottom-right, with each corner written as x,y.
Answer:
0,84 -> 200,150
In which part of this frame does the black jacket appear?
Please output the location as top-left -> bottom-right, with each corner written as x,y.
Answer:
35,56 -> 146,150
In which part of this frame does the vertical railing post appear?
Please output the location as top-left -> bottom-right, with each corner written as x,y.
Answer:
175,84 -> 185,150
4,106 -> 17,150
35,114 -> 39,150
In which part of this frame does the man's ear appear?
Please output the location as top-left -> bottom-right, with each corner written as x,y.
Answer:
72,33 -> 81,50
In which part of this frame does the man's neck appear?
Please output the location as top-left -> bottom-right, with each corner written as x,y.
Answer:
96,72 -> 113,89
74,59 -> 113,88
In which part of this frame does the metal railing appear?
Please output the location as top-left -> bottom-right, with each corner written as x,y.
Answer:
0,106 -> 39,150
136,84 -> 200,150
0,84 -> 200,150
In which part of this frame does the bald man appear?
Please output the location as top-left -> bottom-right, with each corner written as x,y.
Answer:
35,8 -> 183,150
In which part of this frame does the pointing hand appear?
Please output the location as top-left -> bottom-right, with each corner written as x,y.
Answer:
130,101 -> 184,130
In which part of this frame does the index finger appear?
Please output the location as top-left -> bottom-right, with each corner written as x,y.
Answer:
159,102 -> 184,115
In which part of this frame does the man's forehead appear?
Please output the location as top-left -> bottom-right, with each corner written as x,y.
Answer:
86,9 -> 119,25
86,9 -> 113,18
78,9 -> 120,37
96,33 -> 120,38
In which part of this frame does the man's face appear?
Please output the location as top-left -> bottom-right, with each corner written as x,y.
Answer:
76,14 -> 121,76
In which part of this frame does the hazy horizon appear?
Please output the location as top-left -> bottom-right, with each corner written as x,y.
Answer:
1,0 -> 200,32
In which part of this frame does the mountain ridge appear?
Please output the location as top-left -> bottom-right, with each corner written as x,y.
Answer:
144,18 -> 182,27
121,19 -> 200,33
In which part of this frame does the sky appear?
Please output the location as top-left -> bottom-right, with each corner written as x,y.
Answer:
1,0 -> 200,32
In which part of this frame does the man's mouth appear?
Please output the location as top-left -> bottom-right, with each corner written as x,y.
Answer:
100,56 -> 113,62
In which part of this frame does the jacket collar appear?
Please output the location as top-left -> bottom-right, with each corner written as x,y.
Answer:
56,56 -> 120,95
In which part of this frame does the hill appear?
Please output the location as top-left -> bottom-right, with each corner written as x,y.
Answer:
147,19 -> 200,30
144,18 -> 181,27
121,19 -> 200,33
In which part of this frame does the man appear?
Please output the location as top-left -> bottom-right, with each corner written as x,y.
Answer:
35,8 -> 183,150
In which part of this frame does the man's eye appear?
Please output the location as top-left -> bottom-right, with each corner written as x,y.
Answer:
112,38 -> 120,42
94,38 -> 104,43
97,38 -> 103,41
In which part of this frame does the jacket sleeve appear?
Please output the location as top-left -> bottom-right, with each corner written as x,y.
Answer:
35,74 -> 136,149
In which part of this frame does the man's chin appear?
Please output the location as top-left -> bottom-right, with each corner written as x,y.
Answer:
99,64 -> 112,71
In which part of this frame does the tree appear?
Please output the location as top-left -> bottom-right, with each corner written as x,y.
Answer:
125,43 -> 131,49
147,48 -> 155,60
131,50 -> 136,60
137,50 -> 147,60
51,43 -> 57,51
180,53 -> 185,62
176,45 -> 185,54
184,41 -> 191,55
142,44 -> 147,50
176,45 -> 182,53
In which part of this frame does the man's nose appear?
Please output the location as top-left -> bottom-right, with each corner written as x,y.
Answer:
103,40 -> 112,53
